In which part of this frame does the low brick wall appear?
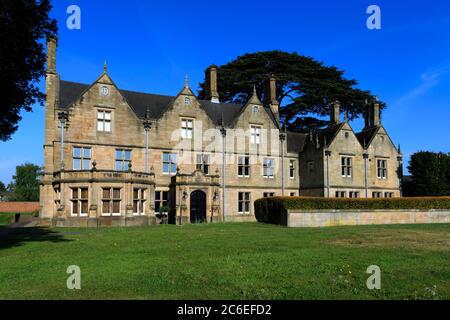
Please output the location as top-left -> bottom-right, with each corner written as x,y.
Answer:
287,209 -> 450,227
0,202 -> 40,213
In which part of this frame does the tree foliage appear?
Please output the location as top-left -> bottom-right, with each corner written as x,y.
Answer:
8,163 -> 41,201
407,152 -> 450,196
198,51 -> 385,132
0,0 -> 57,141
0,181 -> 6,193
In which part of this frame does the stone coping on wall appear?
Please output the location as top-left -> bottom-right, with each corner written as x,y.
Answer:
286,209 -> 450,228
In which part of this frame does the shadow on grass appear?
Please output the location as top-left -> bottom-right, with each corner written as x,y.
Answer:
0,227 -> 71,250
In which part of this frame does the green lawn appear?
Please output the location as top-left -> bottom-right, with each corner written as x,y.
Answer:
0,222 -> 449,300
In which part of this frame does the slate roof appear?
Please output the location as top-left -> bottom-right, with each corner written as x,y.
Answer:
318,122 -> 345,147
286,132 -> 307,153
59,80 -> 244,125
355,126 -> 380,148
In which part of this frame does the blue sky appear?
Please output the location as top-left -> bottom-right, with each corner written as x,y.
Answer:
1,0 -> 450,183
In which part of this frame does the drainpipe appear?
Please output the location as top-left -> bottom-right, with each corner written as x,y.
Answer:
143,108 -> 152,174
363,152 -> 369,198
325,150 -> 331,197
58,111 -> 68,170
220,126 -> 227,222
279,132 -> 286,196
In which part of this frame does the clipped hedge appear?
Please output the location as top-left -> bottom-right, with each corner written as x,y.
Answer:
254,196 -> 450,224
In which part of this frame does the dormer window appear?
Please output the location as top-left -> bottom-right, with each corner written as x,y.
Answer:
185,97 -> 191,105
97,110 -> 111,132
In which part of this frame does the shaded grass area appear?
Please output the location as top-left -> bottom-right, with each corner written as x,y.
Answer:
0,223 -> 449,300
0,212 -> 37,226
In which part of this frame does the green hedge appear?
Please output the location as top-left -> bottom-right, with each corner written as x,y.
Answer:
254,197 -> 450,224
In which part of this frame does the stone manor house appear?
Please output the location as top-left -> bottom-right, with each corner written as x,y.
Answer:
39,38 -> 403,226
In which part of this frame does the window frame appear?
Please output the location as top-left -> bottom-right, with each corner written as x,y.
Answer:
238,192 -> 251,214
181,118 -> 193,139
250,125 -> 261,145
133,188 -> 147,216
341,157 -> 353,178
101,187 -> 122,216
377,159 -> 388,179
73,146 -> 92,171
263,158 -> 275,178
289,160 -> 296,179
155,190 -> 169,213
162,152 -> 177,175
115,149 -> 132,171
238,156 -> 250,178
196,153 -> 210,175
97,110 -> 112,132
70,187 -> 89,217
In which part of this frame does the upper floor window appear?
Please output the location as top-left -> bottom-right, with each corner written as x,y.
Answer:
341,157 -> 352,178
97,110 -> 111,132
115,149 -> 131,171
184,97 -> 191,105
289,160 -> 296,179
73,147 -> 91,170
238,156 -> 250,177
253,106 -> 259,114
250,126 -> 261,144
377,160 -> 387,179
196,154 -> 210,175
263,158 -> 275,178
163,152 -> 177,175
181,119 -> 193,139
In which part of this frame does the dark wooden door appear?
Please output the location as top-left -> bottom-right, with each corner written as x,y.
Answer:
190,190 -> 206,223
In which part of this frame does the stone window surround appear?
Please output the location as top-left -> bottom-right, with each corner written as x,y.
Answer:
238,192 -> 251,214
70,187 -> 89,217
263,158 -> 275,178
162,152 -> 177,175
97,108 -> 112,133
132,188 -> 147,216
101,187 -> 122,216
250,125 -> 261,144
341,156 -> 353,178
289,159 -> 296,179
377,159 -> 388,180
237,155 -> 250,178
181,118 -> 193,139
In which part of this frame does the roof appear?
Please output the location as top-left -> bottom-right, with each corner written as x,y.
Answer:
355,126 -> 380,148
318,122 -> 345,147
287,132 -> 307,153
59,80 -> 244,125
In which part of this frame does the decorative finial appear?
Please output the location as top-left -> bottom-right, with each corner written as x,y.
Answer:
104,60 -> 107,73
128,161 -> 132,172
398,144 -> 401,153
253,84 -> 257,96
185,74 -> 189,88
344,112 -> 348,122
92,160 -> 97,171
375,96 -> 379,103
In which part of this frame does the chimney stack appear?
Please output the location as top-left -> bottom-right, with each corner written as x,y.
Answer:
205,65 -> 219,103
264,75 -> 279,120
330,100 -> 341,124
371,98 -> 380,126
47,36 -> 57,74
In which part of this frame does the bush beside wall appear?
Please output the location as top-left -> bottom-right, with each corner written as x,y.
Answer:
254,197 -> 450,224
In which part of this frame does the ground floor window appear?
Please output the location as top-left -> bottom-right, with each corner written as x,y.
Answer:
336,191 -> 346,198
349,191 -> 360,198
372,192 -> 382,198
155,191 -> 169,213
71,187 -> 88,216
133,188 -> 147,215
263,192 -> 275,198
290,192 -> 296,197
385,192 -> 394,198
102,188 -> 121,216
238,192 -> 250,214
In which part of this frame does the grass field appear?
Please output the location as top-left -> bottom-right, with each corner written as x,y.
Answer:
0,222 -> 449,300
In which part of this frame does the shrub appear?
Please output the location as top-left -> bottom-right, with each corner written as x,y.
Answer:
254,197 -> 450,224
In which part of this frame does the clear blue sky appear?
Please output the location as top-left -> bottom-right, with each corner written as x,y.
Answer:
1,0 -> 450,183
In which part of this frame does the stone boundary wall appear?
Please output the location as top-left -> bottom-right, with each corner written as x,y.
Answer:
287,209 -> 450,227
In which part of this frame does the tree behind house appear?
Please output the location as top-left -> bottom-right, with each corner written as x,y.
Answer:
8,163 -> 41,201
407,152 -> 450,196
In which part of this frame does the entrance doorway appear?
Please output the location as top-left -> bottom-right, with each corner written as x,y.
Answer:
190,190 -> 206,223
